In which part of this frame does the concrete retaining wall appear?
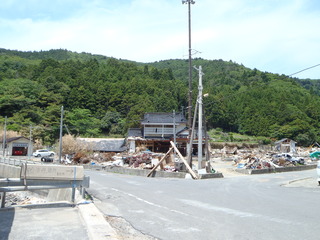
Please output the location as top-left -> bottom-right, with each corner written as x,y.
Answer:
199,172 -> 224,179
84,165 -> 187,178
235,164 -> 317,175
84,165 -> 224,179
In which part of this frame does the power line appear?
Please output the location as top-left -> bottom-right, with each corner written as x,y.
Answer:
289,63 -> 320,77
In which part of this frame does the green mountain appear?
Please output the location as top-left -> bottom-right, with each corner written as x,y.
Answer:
1,48 -> 320,146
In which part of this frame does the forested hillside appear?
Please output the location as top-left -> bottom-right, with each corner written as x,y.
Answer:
1,48 -> 320,146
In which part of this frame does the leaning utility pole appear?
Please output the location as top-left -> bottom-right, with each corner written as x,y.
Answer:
194,66 -> 204,169
182,0 -> 195,167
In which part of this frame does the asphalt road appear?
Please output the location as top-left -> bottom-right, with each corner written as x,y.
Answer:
86,169 -> 320,240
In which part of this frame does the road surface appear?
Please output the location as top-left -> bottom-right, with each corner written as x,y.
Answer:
86,169 -> 320,240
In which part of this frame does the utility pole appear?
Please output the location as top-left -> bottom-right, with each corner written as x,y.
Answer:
2,116 -> 7,157
194,66 -> 204,169
64,124 -> 71,135
29,125 -> 32,160
173,110 -> 176,146
59,106 -> 64,164
182,0 -> 195,167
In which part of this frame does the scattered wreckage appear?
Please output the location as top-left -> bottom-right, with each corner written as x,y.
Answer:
234,153 -> 305,170
64,150 -> 178,172
62,143 -> 317,174
210,144 -> 316,171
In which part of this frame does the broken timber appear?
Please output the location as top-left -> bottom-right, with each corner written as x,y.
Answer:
147,147 -> 173,177
146,141 -> 198,179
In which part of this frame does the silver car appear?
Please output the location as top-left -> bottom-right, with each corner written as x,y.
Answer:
32,149 -> 55,157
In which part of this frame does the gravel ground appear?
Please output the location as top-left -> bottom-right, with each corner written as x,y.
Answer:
4,192 -> 47,207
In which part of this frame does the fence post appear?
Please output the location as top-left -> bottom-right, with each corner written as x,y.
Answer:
0,192 -> 6,208
71,166 -> 77,203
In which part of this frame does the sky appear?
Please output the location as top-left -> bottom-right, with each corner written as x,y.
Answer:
1,0 -> 320,79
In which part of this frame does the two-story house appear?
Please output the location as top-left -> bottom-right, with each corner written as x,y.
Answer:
127,112 -> 190,155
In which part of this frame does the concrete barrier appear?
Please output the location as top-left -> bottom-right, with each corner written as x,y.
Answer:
0,164 -> 21,178
84,165 -> 224,179
20,165 -> 84,180
84,165 -> 187,178
235,164 -> 317,175
1,163 -> 85,180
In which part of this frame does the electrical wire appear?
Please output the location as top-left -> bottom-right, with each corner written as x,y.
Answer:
289,63 -> 320,77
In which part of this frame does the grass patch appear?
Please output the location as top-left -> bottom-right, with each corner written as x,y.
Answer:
208,128 -> 271,145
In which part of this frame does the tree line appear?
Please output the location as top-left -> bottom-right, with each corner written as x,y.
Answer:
1,49 -> 320,146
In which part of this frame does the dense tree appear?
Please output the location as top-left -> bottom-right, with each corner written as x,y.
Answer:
1,48 -> 320,146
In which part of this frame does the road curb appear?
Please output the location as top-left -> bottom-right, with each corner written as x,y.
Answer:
235,164 -> 317,175
77,202 -> 120,240
287,177 -> 313,184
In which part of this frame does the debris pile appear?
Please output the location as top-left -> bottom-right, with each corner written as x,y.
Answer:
233,151 -> 306,169
62,142 -> 316,173
123,151 -> 174,170
123,152 -> 153,168
5,192 -> 46,207
66,150 -> 180,172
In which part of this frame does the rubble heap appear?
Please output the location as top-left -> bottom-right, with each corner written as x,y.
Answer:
217,146 -> 309,169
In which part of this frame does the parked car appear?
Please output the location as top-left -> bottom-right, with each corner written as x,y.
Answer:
32,149 -> 55,157
41,156 -> 54,162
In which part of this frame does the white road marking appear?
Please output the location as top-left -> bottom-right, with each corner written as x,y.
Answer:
125,180 -> 142,186
111,187 -> 189,216
179,199 -> 300,225
166,227 -> 201,233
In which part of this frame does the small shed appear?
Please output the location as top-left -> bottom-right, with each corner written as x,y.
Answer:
0,136 -> 33,156
274,138 -> 296,153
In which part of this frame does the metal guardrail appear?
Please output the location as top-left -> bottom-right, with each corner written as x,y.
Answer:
0,177 -> 90,192
0,157 -> 90,208
0,156 -> 42,166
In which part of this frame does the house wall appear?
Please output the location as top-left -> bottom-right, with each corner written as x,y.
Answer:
143,124 -> 187,138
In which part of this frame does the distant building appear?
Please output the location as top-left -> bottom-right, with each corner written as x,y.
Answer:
274,138 -> 297,153
0,136 -> 33,156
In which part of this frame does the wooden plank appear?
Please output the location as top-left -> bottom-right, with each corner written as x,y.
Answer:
147,147 -> 174,177
170,141 -> 198,179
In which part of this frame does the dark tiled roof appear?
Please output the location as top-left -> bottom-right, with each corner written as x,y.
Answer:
141,112 -> 187,124
78,138 -> 127,152
128,128 -> 143,137
0,136 -> 29,143
93,139 -> 127,152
